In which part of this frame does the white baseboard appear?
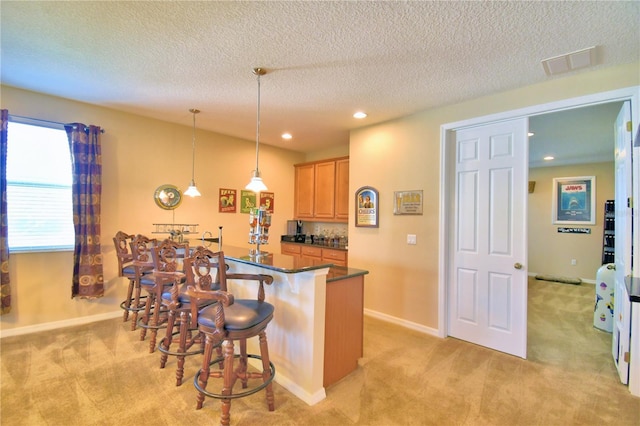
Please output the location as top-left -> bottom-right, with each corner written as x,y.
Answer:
364,308 -> 439,337
0,310 -> 122,339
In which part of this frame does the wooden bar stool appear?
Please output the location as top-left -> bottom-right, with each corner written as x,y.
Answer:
186,249 -> 275,426
119,233 -> 156,331
157,245 -> 224,386
139,238 -> 188,353
113,231 -> 136,322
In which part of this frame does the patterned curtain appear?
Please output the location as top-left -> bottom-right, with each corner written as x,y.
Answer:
0,109 -> 10,313
65,123 -> 104,299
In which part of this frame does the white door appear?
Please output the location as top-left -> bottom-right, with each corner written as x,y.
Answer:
612,101 -> 632,383
448,118 -> 528,358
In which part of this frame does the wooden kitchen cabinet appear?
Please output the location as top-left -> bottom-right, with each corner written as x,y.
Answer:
322,248 -> 347,267
281,243 -> 348,267
294,156 -> 349,222
313,161 -> 336,219
334,158 -> 349,220
294,163 -> 315,218
281,243 -> 301,256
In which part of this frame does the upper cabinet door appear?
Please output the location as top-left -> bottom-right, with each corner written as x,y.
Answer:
334,159 -> 349,220
294,164 -> 315,218
314,161 -> 336,218
294,157 -> 349,222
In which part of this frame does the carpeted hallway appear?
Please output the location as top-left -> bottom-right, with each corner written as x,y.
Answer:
1,278 -> 638,425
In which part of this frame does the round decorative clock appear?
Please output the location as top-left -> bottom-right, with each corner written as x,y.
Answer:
154,184 -> 183,210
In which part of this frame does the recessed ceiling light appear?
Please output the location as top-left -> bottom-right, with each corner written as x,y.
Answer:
281,133 -> 292,140
528,132 -> 535,137
544,156 -> 555,161
353,112 -> 367,119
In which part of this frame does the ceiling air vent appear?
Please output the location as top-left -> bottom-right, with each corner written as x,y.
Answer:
541,46 -> 597,76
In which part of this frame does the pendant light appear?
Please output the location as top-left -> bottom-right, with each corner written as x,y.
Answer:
245,67 -> 268,192
184,108 -> 201,197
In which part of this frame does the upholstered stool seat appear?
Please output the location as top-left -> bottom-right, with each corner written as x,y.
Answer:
198,299 -> 274,331
185,248 -> 275,426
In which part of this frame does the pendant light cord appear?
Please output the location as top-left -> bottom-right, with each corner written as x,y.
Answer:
190,108 -> 198,181
254,71 -> 261,175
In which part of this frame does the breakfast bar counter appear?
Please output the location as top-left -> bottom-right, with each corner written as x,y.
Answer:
216,245 -> 368,405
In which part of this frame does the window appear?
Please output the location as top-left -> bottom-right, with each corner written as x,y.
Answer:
6,118 -> 74,252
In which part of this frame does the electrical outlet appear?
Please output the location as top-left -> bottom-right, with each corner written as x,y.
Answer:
571,259 -> 577,265
407,234 -> 417,245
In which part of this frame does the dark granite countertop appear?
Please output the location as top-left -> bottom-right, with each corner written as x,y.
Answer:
218,245 -> 367,282
624,276 -> 640,303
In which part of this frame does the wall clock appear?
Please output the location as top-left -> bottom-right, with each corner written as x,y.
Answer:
154,184 -> 183,210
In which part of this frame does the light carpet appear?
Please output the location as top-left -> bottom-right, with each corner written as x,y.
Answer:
1,278 -> 638,425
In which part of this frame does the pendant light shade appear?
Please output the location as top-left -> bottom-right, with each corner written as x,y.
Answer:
245,67 -> 268,192
184,108 -> 201,197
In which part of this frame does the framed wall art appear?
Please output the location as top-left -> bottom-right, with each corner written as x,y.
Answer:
394,190 -> 423,215
260,192 -> 275,213
355,186 -> 379,227
240,190 -> 257,214
218,188 -> 237,213
552,176 -> 596,225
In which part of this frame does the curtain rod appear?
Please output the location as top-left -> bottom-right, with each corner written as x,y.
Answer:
8,114 -> 106,133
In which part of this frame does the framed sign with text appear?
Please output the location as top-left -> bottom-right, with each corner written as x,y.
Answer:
552,176 -> 596,225
218,188 -> 237,213
240,190 -> 257,214
355,186 -> 379,227
260,192 -> 275,213
393,190 -> 423,215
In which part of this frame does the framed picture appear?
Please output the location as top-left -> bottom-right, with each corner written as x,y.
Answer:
394,190 -> 423,215
355,186 -> 379,227
240,190 -> 257,214
218,188 -> 237,213
552,176 -> 596,225
260,192 -> 275,213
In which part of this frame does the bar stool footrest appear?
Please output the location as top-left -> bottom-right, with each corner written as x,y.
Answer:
157,328 -> 206,357
119,295 -> 148,313
194,354 -> 275,400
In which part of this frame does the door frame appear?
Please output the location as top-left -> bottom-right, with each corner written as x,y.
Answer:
438,86 -> 640,339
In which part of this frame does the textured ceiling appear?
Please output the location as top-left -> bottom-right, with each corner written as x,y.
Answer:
1,1 -> 639,156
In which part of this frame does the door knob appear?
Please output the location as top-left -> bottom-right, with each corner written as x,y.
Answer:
514,262 -> 523,270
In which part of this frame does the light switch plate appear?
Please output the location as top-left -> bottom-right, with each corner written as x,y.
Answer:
407,234 -> 417,245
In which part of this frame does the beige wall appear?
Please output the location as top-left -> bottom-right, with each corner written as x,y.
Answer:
528,162 -> 614,281
1,85 -> 305,331
349,62 -> 639,330
1,61 -> 638,333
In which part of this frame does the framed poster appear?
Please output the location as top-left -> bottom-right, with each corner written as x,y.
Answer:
355,186 -> 379,227
260,192 -> 275,213
240,190 -> 257,214
394,190 -> 423,215
552,176 -> 596,225
218,188 -> 237,213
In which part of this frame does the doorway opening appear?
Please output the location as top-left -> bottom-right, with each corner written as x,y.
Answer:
438,86 -> 639,359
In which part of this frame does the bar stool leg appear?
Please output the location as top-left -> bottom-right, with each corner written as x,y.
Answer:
159,308 -> 177,370
175,310 -> 190,386
130,279 -> 143,331
259,331 -> 275,411
123,278 -> 134,322
221,340 -> 235,426
196,334 -> 215,410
